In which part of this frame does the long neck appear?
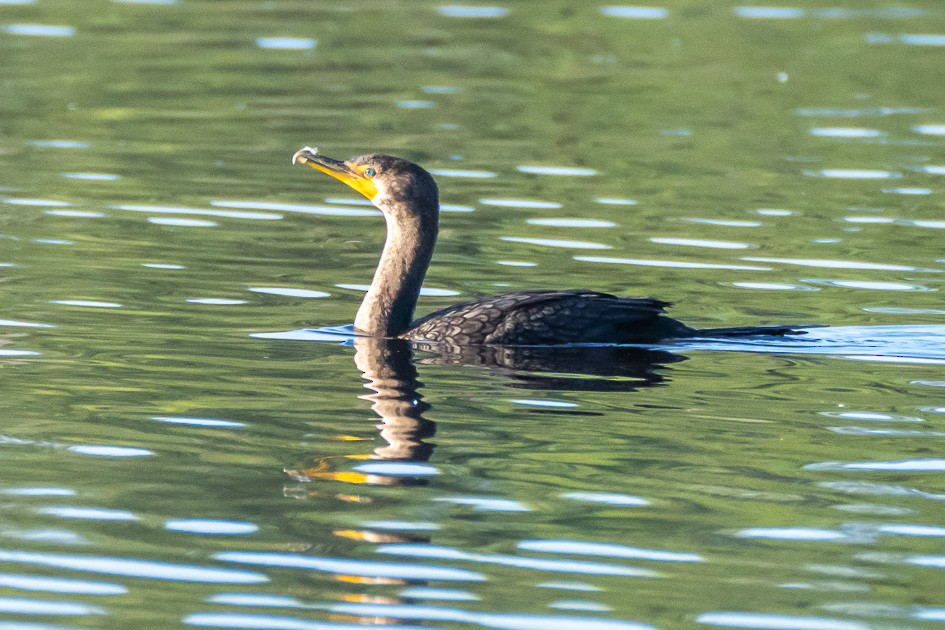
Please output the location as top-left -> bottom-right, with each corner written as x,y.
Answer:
355,205 -> 438,337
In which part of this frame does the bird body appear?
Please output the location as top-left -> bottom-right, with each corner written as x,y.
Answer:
291,147 -> 802,345
408,290 -> 694,345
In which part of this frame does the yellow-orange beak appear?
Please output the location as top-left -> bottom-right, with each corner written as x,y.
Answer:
292,146 -> 379,200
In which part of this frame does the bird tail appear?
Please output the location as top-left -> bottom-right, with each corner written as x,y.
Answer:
695,324 -> 808,338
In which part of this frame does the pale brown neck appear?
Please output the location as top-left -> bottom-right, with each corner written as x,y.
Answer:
354,205 -> 438,337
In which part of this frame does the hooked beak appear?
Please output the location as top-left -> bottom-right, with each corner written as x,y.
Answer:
292,146 -> 379,201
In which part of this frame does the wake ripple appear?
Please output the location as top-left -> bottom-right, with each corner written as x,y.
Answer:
253,325 -> 945,364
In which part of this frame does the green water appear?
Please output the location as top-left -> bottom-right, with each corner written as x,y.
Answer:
3,1 -> 945,628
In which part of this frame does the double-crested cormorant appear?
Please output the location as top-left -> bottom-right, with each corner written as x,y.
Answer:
292,147 -> 801,345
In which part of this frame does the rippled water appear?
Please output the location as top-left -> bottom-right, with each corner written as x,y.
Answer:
3,1 -> 945,628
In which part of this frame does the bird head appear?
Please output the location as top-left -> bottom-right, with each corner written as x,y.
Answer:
292,147 -> 439,219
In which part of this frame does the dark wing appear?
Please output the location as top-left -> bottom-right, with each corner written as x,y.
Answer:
405,290 -> 694,345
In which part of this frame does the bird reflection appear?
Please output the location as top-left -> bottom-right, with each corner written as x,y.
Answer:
286,338 -> 684,492
353,337 -> 436,465
281,339 -> 685,620
413,341 -> 686,391
346,338 -> 685,486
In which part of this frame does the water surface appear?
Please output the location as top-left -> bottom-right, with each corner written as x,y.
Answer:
2,1 -> 945,628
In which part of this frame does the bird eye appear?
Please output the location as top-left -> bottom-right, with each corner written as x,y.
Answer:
365,167 -> 376,177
